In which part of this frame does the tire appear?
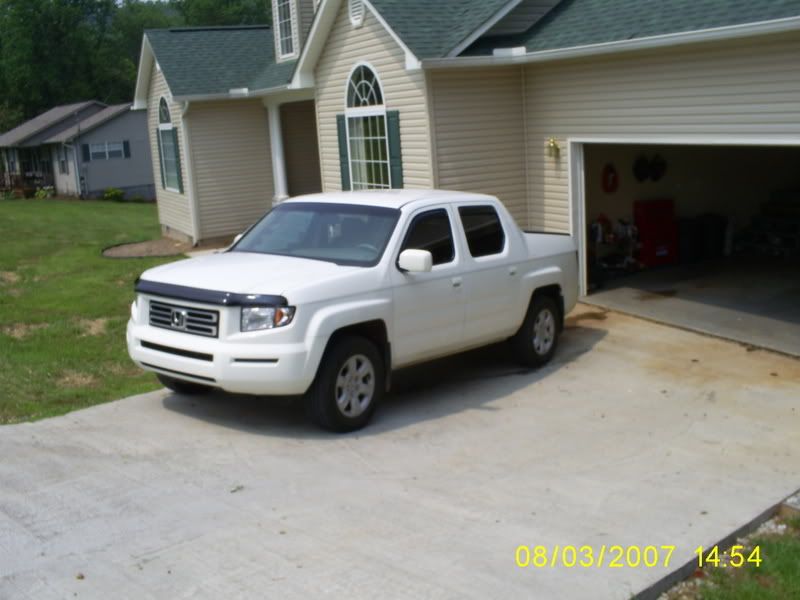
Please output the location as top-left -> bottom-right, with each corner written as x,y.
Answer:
156,373 -> 212,395
304,335 -> 384,432
511,294 -> 561,368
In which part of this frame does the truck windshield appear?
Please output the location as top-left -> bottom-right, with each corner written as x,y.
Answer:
231,202 -> 401,267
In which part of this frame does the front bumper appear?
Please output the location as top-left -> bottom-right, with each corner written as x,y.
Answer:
126,320 -> 315,396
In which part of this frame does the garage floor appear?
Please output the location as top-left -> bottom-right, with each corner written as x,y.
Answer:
3,308 -> 800,599
585,258 -> 800,357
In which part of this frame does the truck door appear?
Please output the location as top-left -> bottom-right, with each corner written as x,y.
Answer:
390,207 -> 466,366
456,204 -> 517,346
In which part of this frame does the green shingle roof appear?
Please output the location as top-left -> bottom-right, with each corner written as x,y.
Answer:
146,26 -> 295,98
369,0 -> 511,58
466,0 -> 800,55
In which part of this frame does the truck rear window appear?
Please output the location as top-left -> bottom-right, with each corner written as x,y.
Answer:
458,206 -> 506,257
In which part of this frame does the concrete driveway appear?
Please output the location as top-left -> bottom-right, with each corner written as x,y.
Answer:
1,306 -> 799,600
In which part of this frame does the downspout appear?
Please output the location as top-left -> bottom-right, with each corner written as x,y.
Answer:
181,102 -> 201,246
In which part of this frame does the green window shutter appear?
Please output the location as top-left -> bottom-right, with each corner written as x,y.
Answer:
171,127 -> 184,194
155,129 -> 166,189
336,114 -> 351,191
123,140 -> 131,158
81,144 -> 91,162
386,110 -> 403,189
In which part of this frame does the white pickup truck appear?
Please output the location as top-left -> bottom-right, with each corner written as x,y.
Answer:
127,190 -> 578,431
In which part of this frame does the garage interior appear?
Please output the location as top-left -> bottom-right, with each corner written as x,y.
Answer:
580,143 -> 800,356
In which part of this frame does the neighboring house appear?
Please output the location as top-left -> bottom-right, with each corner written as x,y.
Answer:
0,101 -> 106,192
133,0 -> 800,290
0,101 -> 154,199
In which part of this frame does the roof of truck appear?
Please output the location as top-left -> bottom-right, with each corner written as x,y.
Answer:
285,189 -> 496,210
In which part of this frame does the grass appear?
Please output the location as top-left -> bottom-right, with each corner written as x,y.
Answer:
0,198 -> 180,424
698,517 -> 800,600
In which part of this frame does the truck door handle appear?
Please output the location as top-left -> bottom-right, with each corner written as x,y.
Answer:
509,266 -> 518,276
452,277 -> 462,288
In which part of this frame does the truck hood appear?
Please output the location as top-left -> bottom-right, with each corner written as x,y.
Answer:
139,251 -> 359,297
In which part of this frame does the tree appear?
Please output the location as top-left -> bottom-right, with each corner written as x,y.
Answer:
175,0 -> 270,26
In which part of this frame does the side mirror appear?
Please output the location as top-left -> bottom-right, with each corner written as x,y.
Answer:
398,249 -> 433,273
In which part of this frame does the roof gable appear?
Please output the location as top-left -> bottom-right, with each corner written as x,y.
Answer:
136,26 -> 295,104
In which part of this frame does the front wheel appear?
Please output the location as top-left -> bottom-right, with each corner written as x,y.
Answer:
511,295 -> 561,368
304,336 -> 384,432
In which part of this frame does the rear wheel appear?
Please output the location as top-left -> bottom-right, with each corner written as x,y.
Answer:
511,295 -> 561,368
156,373 -> 212,395
305,336 -> 384,432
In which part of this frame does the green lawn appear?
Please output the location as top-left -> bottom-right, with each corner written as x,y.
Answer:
0,198 -> 180,424
699,517 -> 800,600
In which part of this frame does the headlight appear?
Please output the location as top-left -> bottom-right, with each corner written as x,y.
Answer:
241,306 -> 296,332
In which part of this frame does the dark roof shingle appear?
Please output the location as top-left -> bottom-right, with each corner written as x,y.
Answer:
466,0 -> 800,55
146,26 -> 295,98
370,0 -> 510,58
0,101 -> 100,147
44,103 -> 132,144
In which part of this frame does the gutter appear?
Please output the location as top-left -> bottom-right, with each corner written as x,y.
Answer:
172,84 -> 291,104
422,15 -> 800,69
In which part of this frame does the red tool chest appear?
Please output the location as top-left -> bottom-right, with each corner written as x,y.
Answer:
634,199 -> 679,267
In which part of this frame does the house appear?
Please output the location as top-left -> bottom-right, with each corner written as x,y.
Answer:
133,0 -> 800,302
0,101 -> 155,199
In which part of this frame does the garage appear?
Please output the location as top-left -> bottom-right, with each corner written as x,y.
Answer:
574,142 -> 800,356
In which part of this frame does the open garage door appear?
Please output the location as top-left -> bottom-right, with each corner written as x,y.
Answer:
574,142 -> 800,357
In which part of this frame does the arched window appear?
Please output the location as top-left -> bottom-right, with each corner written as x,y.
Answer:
156,97 -> 183,193
158,97 -> 171,124
345,64 -> 390,190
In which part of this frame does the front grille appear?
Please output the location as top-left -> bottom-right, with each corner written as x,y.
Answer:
149,300 -> 219,338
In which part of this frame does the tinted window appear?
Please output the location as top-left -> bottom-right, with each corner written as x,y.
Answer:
233,202 -> 400,267
458,206 -> 505,257
401,209 -> 455,266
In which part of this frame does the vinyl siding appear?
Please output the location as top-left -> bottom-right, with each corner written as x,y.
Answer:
524,32 -> 800,233
187,99 -> 273,240
147,66 -> 192,237
297,0 -> 316,45
281,100 -> 322,196
429,67 -> 528,226
51,146 -> 78,196
314,2 -> 433,191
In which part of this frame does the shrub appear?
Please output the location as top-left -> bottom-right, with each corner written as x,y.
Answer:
34,186 -> 53,199
103,188 -> 125,202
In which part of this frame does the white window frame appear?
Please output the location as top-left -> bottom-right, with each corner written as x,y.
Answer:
344,62 -> 392,190
273,0 -> 298,60
157,96 -> 181,193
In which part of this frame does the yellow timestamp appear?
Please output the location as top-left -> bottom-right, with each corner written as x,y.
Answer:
515,545 -> 676,569
695,545 -> 762,568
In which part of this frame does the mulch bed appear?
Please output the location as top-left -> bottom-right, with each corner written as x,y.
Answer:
103,238 -> 192,258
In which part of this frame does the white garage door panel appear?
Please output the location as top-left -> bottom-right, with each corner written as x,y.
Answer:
524,32 -> 800,233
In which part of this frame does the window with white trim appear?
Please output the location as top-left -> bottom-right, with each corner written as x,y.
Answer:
157,97 -> 182,192
346,65 -> 390,190
274,0 -> 296,58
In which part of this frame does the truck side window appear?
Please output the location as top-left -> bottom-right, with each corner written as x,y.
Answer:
458,205 -> 506,257
401,209 -> 455,266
